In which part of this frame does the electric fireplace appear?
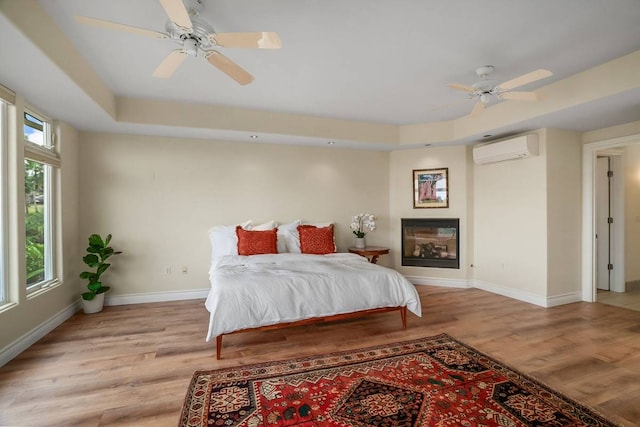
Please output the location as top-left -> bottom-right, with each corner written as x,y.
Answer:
401,218 -> 459,268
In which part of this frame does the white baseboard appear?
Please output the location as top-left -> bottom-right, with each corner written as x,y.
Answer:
474,280 -> 547,307
473,280 -> 548,307
0,300 -> 80,368
105,288 -> 209,306
473,280 -> 584,307
406,275 -> 472,288
545,291 -> 583,307
407,276 -> 582,308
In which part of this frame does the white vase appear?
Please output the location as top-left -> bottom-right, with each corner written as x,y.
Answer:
355,237 -> 366,248
81,292 -> 105,314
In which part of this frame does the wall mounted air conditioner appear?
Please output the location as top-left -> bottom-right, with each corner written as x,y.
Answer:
472,134 -> 538,165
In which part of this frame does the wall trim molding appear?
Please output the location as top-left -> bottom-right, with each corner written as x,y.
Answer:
627,280 -> 640,291
545,291 -> 583,307
105,288 -> 210,306
0,300 -> 80,368
406,276 -> 472,288
473,280 -> 547,307
407,276 -> 581,308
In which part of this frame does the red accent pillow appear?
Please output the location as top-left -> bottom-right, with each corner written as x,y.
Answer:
297,224 -> 335,255
236,226 -> 278,256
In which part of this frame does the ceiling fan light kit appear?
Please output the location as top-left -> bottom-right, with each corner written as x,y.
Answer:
76,0 -> 281,85
448,65 -> 552,116
183,38 -> 198,56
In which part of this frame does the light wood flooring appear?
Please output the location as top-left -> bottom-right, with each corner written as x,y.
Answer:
598,287 -> 640,311
1,286 -> 640,426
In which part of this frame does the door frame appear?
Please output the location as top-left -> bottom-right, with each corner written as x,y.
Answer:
595,155 -> 612,291
582,133 -> 639,301
595,152 -> 624,291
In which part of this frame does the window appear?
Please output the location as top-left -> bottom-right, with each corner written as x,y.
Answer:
0,100 -> 7,304
23,108 -> 59,294
24,113 -> 51,148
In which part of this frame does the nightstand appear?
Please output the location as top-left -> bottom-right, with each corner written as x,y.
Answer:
348,246 -> 390,264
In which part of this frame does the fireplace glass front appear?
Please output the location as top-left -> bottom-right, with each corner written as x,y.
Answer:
401,218 -> 459,268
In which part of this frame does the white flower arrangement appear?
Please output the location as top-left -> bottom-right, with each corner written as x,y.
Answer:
350,213 -> 376,238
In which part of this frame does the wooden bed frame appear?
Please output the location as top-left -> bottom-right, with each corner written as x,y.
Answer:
215,306 -> 407,360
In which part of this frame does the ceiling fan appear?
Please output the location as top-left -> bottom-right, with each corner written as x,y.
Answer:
75,0 -> 281,85
448,66 -> 552,116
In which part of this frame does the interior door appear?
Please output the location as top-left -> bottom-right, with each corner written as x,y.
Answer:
596,156 -> 611,291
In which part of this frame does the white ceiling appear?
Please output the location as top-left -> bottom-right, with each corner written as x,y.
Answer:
1,0 -> 639,149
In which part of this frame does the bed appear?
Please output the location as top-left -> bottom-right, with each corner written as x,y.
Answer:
205,252 -> 422,359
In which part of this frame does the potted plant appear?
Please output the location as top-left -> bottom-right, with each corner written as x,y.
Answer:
350,213 -> 376,248
80,233 -> 122,314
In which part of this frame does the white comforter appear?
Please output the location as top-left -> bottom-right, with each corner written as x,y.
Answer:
205,253 -> 421,341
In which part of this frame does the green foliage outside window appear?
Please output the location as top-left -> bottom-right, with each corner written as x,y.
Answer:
25,160 -> 45,285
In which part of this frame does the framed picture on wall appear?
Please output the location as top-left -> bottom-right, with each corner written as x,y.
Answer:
413,168 -> 449,208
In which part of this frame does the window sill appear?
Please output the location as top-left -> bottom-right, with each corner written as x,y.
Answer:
26,279 -> 62,300
0,301 -> 18,315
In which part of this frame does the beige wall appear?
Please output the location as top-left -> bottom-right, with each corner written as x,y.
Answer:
625,144 -> 640,282
471,129 -> 583,303
582,120 -> 640,144
59,121 -> 82,304
78,132 -> 391,296
5,117 -> 639,361
388,129 -> 581,301
0,101 -> 80,350
389,145 -> 471,282
473,131 -> 548,297
545,129 -> 582,297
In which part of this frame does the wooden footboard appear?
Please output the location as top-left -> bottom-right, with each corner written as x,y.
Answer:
215,306 -> 408,360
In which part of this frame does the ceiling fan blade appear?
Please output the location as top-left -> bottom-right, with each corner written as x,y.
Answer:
471,101 -> 485,116
152,50 -> 188,78
448,83 -> 477,93
496,69 -> 552,91
500,91 -> 538,101
75,16 -> 168,38
205,51 -> 254,85
211,32 -> 282,49
158,0 -> 193,31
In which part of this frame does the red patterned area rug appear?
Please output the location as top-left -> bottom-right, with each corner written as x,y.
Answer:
179,333 -> 619,427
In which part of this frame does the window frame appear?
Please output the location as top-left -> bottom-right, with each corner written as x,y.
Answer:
23,107 -> 59,295
0,101 -> 8,305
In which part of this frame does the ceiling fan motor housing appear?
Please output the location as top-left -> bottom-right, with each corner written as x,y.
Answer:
448,65 -> 552,115
471,65 -> 497,101
471,81 -> 495,91
165,15 -> 215,52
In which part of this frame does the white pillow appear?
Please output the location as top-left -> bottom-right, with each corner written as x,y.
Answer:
286,221 -> 333,253
208,220 -> 252,265
277,220 -> 301,253
249,220 -> 277,231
